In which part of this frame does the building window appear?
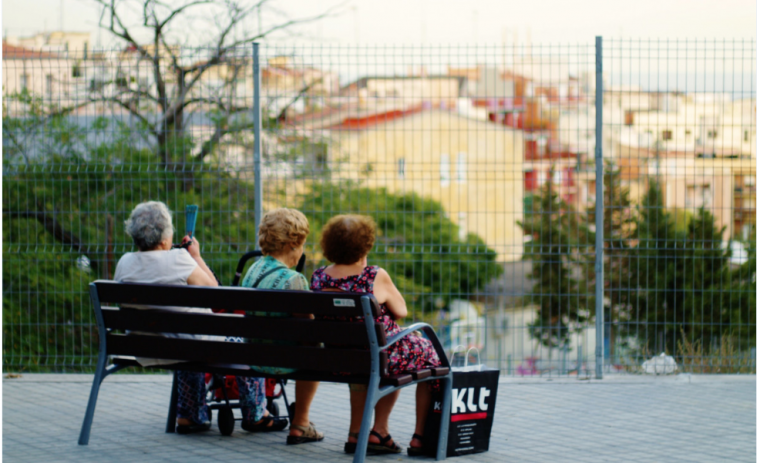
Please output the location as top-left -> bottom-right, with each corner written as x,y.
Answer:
686,184 -> 712,209
440,154 -> 450,188
707,130 -> 718,139
662,130 -> 673,141
457,212 -> 468,241
398,158 -> 405,179
553,170 -> 563,185
20,74 -> 28,90
456,153 -> 467,183
537,170 -> 547,186
624,110 -> 634,126
524,170 -> 537,191
685,129 -> 692,136
745,130 -> 750,143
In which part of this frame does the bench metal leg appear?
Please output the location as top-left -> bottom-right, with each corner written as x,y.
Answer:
78,352 -> 108,445
435,374 -> 453,461
352,378 -> 379,463
165,371 -> 179,433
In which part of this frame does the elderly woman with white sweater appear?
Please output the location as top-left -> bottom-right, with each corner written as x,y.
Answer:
114,201 -> 287,434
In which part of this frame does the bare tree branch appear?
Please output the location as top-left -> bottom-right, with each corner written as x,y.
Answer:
4,209 -> 100,272
276,77 -> 323,122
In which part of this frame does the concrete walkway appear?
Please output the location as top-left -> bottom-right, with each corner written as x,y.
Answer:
3,374 -> 755,462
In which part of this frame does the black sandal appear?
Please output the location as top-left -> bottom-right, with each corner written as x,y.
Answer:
176,420 -> 211,434
241,415 -> 288,433
344,432 -> 360,454
367,430 -> 403,454
407,433 -> 425,457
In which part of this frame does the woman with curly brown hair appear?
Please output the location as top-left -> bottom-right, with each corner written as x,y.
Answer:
310,214 -> 441,456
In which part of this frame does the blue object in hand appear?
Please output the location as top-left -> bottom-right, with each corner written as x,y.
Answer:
185,205 -> 198,237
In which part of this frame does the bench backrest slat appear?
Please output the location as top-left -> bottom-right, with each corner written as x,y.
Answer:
94,280 -> 380,318
107,333 -> 387,375
102,307 -> 385,347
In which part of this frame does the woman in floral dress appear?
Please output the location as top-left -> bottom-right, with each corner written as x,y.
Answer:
310,214 -> 440,456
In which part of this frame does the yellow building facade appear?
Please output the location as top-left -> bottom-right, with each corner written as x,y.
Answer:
328,110 -> 524,262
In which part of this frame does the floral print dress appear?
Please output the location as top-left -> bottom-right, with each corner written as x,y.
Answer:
310,265 -> 441,381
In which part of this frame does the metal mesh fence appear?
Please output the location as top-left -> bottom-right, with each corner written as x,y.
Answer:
2,40 -> 754,375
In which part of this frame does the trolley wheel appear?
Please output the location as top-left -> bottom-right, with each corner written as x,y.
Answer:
218,407 -> 235,436
266,401 -> 279,417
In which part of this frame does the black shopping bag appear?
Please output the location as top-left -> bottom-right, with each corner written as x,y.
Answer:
423,365 -> 500,457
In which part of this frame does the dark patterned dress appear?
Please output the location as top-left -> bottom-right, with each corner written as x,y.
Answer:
310,265 -> 441,388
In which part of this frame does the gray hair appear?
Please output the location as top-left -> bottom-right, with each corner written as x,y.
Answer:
125,201 -> 174,251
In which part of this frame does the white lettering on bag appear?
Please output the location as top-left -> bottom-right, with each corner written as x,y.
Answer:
452,388 -> 467,413
451,387 -> 492,414
479,387 -> 491,411
466,387 -> 478,412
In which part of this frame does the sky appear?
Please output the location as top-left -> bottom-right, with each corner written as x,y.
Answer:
3,0 -> 755,47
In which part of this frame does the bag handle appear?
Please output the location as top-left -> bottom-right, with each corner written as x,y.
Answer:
464,347 -> 482,370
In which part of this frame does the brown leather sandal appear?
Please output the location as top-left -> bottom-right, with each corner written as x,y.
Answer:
286,422 -> 324,445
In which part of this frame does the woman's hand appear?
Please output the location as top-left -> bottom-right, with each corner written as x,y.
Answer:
181,235 -> 201,259
182,235 -> 218,287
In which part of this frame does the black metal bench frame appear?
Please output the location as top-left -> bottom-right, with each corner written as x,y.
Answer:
78,280 -> 453,463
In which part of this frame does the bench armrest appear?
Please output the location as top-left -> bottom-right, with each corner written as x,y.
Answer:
382,323 -> 450,367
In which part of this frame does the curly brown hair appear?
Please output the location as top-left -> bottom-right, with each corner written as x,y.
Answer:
258,208 -> 310,255
320,214 -> 376,264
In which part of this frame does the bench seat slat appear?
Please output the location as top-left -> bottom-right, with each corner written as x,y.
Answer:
94,280 -> 380,318
410,369 -> 432,380
102,308 -> 375,347
110,357 -> 411,388
107,334 -> 376,374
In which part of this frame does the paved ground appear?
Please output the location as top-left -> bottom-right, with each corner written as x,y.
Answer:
3,374 -> 755,463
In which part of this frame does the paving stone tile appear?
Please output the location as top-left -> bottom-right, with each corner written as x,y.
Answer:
3,375 -> 755,462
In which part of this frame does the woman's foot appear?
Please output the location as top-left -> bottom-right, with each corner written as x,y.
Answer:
286,422 -> 324,445
241,412 -> 288,432
367,430 -> 402,454
345,429 -> 402,454
407,433 -> 425,456
176,417 -> 211,434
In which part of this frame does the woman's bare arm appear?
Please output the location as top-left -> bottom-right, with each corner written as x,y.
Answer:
183,236 -> 218,287
372,268 -> 407,320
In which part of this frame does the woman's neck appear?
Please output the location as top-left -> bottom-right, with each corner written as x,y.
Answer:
327,256 -> 368,277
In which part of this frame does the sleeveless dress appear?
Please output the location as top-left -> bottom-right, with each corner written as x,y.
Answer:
310,265 -> 441,384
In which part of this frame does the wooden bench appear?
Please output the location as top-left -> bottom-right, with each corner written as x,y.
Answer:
79,280 -> 453,463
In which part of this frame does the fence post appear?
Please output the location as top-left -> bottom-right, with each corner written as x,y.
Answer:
253,42 -> 263,244
594,36 -> 605,379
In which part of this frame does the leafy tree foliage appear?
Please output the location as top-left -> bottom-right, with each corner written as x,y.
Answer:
518,171 -> 591,349
299,183 -> 503,319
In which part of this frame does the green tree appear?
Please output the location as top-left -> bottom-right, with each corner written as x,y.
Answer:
720,231 -> 757,349
631,181 -> 747,355
632,180 -> 684,353
2,118 -> 260,371
299,182 -> 503,319
586,162 -> 637,354
518,170 -> 590,349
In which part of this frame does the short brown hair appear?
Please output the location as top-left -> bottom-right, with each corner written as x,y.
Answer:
258,208 -> 310,255
320,214 -> 376,264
